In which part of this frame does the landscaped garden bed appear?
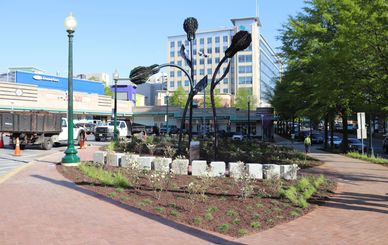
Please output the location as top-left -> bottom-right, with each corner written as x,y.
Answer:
57,163 -> 335,237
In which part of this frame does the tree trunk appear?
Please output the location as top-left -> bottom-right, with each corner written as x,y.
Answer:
324,114 -> 329,149
341,111 -> 349,153
330,118 -> 334,149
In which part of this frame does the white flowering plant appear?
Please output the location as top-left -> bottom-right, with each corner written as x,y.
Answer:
147,171 -> 173,200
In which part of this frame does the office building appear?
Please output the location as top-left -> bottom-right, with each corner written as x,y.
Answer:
167,17 -> 282,107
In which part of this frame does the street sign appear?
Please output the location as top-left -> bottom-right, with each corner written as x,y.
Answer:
357,112 -> 365,129
357,128 -> 367,139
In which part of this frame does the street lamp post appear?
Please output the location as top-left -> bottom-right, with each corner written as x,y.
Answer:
113,70 -> 119,141
62,13 -> 80,165
261,114 -> 264,141
248,96 -> 251,139
166,92 -> 169,135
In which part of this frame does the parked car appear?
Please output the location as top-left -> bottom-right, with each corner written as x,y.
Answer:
160,125 -> 179,134
75,122 -> 95,135
383,136 -> 388,153
328,135 -> 342,148
341,138 -> 368,152
232,132 -> 244,141
311,133 -> 324,144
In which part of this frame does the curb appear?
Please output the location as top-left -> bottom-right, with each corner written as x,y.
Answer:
0,151 -> 64,185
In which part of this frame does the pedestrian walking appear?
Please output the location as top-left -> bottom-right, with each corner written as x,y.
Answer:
304,134 -> 311,153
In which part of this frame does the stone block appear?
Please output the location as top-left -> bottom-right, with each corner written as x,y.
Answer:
172,159 -> 189,175
106,152 -> 125,167
154,157 -> 172,172
263,164 -> 281,180
191,160 -> 208,176
121,154 -> 140,168
93,151 -> 106,165
229,162 -> 244,179
280,164 -> 299,180
247,163 -> 263,179
137,156 -> 155,171
209,161 -> 226,177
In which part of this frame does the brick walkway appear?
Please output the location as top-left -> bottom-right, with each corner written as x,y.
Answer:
0,140 -> 387,244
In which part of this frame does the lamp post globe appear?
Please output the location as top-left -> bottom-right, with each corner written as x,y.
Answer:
113,70 -> 119,141
62,13 -> 80,165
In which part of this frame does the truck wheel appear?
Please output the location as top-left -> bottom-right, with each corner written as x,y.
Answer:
95,137 -> 101,141
42,138 -> 53,150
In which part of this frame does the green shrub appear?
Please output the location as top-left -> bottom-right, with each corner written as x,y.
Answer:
170,210 -> 179,217
238,228 -> 248,235
232,218 -> 240,225
207,205 -> 218,213
289,210 -> 300,218
255,203 -> 264,209
107,192 -> 117,198
79,163 -> 129,188
252,213 -> 261,220
204,212 -> 214,220
154,206 -> 165,213
250,221 -> 261,229
194,216 -> 203,225
217,223 -> 230,232
226,209 -> 238,217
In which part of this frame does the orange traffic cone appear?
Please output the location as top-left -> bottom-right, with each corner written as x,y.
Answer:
0,133 -> 4,148
79,134 -> 85,149
14,137 -> 21,156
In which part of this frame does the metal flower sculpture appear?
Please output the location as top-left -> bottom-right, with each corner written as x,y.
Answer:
225,31 -> 252,58
129,65 -> 160,85
209,31 -> 252,159
183,17 -> 198,41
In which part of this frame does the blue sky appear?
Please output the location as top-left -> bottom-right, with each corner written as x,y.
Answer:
0,0 -> 305,80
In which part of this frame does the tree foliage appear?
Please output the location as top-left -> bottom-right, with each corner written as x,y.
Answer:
235,88 -> 257,110
169,87 -> 188,107
271,0 -> 388,152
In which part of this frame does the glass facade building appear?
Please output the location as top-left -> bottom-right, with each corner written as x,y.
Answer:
167,17 -> 282,107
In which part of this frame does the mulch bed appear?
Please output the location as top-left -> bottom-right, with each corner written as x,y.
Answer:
57,165 -> 336,237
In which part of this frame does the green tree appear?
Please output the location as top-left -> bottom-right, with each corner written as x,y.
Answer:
169,87 -> 188,107
201,87 -> 223,108
234,88 -> 257,110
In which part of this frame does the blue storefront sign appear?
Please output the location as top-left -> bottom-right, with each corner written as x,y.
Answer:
15,71 -> 104,95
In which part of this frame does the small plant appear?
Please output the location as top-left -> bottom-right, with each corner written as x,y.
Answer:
122,154 -> 142,188
79,163 -> 129,188
250,221 -> 261,229
146,143 -> 156,156
204,212 -> 214,221
147,171 -> 172,200
193,216 -> 203,225
115,187 -> 124,193
107,192 -> 117,198
238,228 -> 248,236
217,223 -> 230,232
154,206 -> 165,213
234,162 -> 255,200
252,213 -> 260,220
167,203 -> 177,209
170,210 -> 179,217
255,203 -> 264,209
289,210 -> 300,218
266,218 -> 273,224
164,145 -> 177,158
207,205 -> 218,213
273,207 -> 282,213
232,218 -> 240,225
226,209 -> 238,217
121,196 -> 129,202
141,198 -> 153,205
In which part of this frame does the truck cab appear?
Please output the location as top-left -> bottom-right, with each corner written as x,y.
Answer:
94,120 -> 131,141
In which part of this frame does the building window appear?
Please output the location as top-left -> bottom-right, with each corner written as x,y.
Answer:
117,92 -> 128,101
170,41 -> 175,48
223,88 -> 228,93
215,57 -> 220,63
238,65 -> 252,74
177,71 -> 182,77
177,40 -> 182,47
193,70 -> 197,76
223,78 -> 229,84
170,51 -> 174,57
215,36 -> 220,43
177,60 -> 182,66
223,36 -> 228,43
207,47 -> 212,54
215,47 -> 220,53
207,58 -> 212,64
170,71 -> 175,77
170,81 -> 175,87
200,38 -> 204,45
239,55 -> 252,63
200,69 -> 204,75
223,46 -> 228,51
170,61 -> 174,65
246,44 -> 252,51
200,59 -> 204,65
184,80 -> 189,86
185,40 -> 189,47
177,81 -> 182,87
207,37 -> 212,44
238,76 -> 252,84
207,68 -> 212,74
193,48 -> 197,54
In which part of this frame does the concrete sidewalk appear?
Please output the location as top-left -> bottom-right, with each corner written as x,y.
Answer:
0,140 -> 387,244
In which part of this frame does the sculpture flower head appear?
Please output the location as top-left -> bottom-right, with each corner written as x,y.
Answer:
183,17 -> 198,41
225,31 -> 252,58
129,64 -> 159,85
